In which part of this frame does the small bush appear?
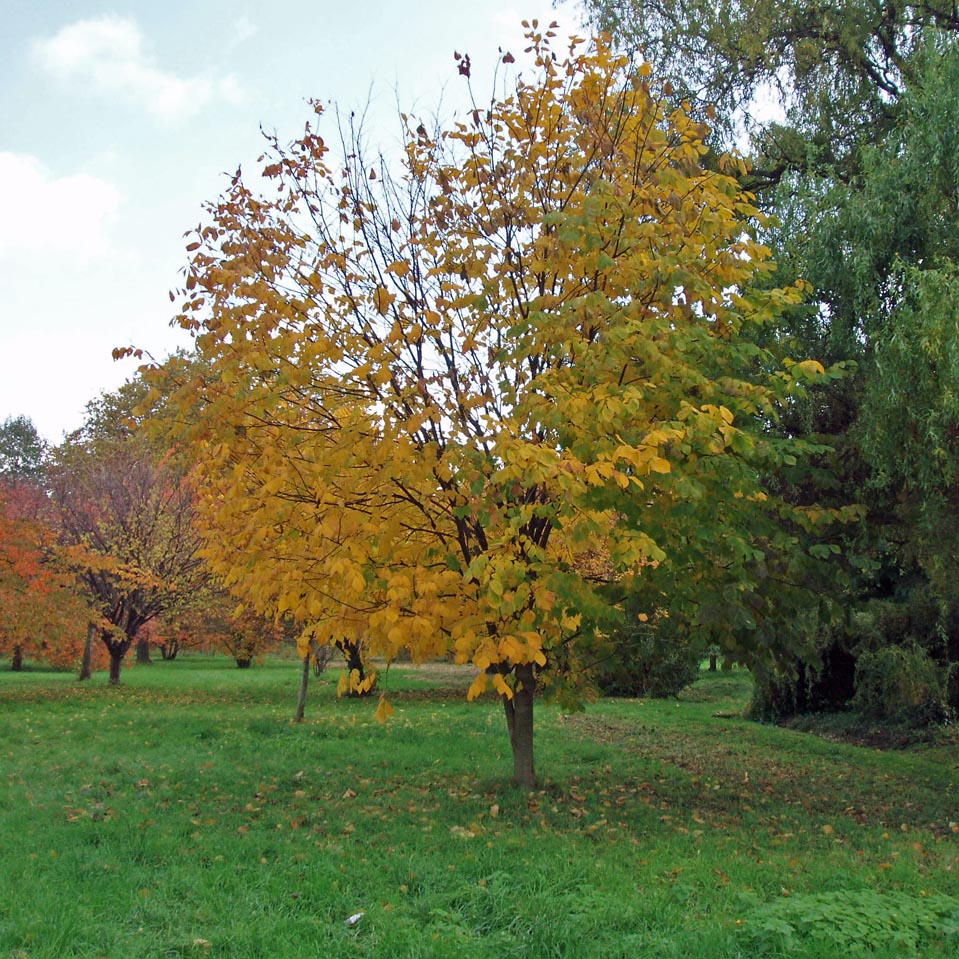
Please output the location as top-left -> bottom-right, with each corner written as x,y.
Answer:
749,669 -> 804,721
853,645 -> 945,721
742,889 -> 959,956
594,620 -> 700,698
947,662 -> 959,711
748,637 -> 858,721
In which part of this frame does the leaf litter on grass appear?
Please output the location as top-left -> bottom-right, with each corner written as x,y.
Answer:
1,660 -> 958,958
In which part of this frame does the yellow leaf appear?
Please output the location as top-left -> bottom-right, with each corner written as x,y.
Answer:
492,672 -> 513,700
373,286 -> 394,315
467,673 -> 488,701
795,359 -> 825,377
374,695 -> 394,723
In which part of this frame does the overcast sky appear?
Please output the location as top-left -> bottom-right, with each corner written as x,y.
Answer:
1,0 -> 582,444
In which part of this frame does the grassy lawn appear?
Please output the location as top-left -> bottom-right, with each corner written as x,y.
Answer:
1,656 -> 957,958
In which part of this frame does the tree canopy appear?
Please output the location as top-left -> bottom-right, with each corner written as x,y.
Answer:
0,416 -> 47,481
0,481 -> 94,671
583,0 -> 959,185
582,1 -> 959,710
49,384 -> 208,683
148,27 -> 847,785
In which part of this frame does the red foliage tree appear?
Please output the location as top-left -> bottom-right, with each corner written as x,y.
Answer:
49,441 -> 208,683
0,481 -> 95,671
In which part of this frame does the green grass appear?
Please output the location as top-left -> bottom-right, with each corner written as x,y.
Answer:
0,657 -> 957,958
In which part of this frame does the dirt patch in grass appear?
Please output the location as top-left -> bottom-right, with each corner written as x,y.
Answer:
380,660 -> 478,701
387,660 -> 474,683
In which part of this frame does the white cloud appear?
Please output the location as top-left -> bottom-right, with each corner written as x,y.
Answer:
230,15 -> 258,48
0,153 -> 122,262
32,15 -> 243,124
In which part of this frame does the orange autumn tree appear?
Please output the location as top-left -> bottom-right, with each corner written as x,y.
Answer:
0,482 -> 95,671
152,586 -> 284,667
149,27 -> 844,787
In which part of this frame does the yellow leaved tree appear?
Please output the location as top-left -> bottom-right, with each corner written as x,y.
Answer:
149,27 -> 843,786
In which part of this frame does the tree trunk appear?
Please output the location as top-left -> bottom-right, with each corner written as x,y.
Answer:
297,639 -> 330,720
108,647 -> 124,684
311,640 -> 331,677
295,651 -> 311,722
503,663 -> 536,789
339,638 -> 373,696
708,654 -> 718,672
236,657 -> 252,669
11,644 -> 23,672
159,639 -> 180,661
78,624 -> 95,680
342,639 -> 363,675
136,635 -> 152,664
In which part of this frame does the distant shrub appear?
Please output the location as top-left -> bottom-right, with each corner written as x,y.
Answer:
594,619 -> 700,698
947,662 -> 959,711
748,635 -> 857,721
853,645 -> 945,721
867,589 -> 944,651
748,669 -> 803,721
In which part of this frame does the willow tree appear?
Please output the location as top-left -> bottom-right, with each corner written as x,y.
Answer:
151,27 -> 842,786
582,0 -> 959,187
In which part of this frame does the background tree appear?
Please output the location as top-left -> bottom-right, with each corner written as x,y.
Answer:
0,482 -> 95,671
582,1 -> 959,717
215,606 -> 283,668
582,0 -> 959,184
49,384 -> 208,684
144,615 -> 202,661
66,374 -> 173,663
830,41 -> 959,706
153,588 -> 283,667
0,416 -> 47,482
151,28 -> 846,786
